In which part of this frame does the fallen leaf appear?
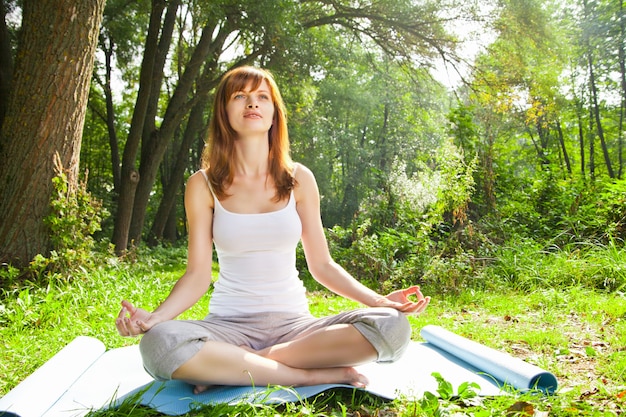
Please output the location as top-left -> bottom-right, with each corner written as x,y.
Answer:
579,387 -> 599,399
507,401 -> 534,416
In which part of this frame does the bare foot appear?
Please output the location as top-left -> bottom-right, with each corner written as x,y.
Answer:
242,345 -> 370,388
345,367 -> 369,388
193,384 -> 213,394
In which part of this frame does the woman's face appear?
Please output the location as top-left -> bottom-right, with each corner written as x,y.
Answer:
225,79 -> 275,138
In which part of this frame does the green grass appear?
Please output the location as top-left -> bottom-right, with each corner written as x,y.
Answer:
1,244 -> 626,416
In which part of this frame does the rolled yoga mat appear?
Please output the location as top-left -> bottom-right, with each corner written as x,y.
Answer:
0,337 -> 153,417
420,325 -> 558,394
0,337 -> 106,417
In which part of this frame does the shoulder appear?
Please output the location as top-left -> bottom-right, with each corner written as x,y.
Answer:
293,162 -> 318,188
293,163 -> 319,204
185,169 -> 214,209
293,162 -> 315,185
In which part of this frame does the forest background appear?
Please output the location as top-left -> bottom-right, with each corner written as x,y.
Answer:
0,0 -> 625,414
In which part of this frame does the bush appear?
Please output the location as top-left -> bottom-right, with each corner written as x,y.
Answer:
314,140 -> 476,293
564,178 -> 626,243
34,161 -> 109,274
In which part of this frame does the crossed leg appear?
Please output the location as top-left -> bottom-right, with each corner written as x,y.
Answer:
172,324 -> 377,394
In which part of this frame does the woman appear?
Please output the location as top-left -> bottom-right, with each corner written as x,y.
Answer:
116,66 -> 430,394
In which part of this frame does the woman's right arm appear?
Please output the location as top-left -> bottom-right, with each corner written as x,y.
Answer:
116,171 -> 215,337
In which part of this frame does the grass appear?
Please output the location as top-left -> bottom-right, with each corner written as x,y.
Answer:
1,243 -> 626,415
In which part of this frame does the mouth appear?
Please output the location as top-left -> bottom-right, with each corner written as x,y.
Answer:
244,111 -> 262,119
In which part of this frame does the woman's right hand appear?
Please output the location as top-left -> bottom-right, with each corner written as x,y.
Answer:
115,300 -> 158,337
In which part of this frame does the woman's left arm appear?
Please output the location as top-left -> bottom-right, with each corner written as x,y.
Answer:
295,164 -> 430,314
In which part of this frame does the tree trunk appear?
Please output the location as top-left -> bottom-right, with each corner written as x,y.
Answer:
481,125 -> 497,214
582,0 -> 613,179
142,0 -> 180,147
575,100 -> 586,181
99,37 -> 122,192
128,21 -> 228,244
148,91 -> 210,245
111,0 -> 166,254
588,100 -> 595,181
0,0 -> 105,266
163,198 -> 179,243
555,119 -> 572,176
587,49 -> 614,178
618,0 -> 626,179
0,0 -> 13,129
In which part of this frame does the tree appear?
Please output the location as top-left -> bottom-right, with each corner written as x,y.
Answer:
0,0 -> 106,267
457,0 -> 581,217
102,0 -> 469,252
582,0 -> 614,179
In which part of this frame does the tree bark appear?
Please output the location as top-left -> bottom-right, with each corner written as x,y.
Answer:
575,98 -> 585,180
111,0 -> 166,254
128,21 -> 228,244
587,49 -> 614,178
99,36 -> 122,192
555,119 -> 571,176
148,91 -> 210,245
0,0 -> 105,266
618,0 -> 625,179
0,0 -> 13,129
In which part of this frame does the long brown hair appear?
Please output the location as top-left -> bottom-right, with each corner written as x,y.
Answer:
201,66 -> 295,201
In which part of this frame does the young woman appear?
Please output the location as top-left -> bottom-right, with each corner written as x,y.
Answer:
116,66 -> 430,394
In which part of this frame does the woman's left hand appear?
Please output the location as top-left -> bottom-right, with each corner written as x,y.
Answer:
379,285 -> 430,314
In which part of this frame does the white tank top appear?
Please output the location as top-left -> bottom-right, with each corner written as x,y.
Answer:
201,169 -> 309,316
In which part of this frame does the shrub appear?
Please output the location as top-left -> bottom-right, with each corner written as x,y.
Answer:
564,178 -> 626,243
319,140 -> 476,293
34,158 -> 109,274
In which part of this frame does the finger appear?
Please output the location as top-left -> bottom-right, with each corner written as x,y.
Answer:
116,316 -> 129,336
402,285 -> 419,295
411,297 -> 430,314
396,301 -> 420,313
136,320 -> 148,333
401,286 -> 423,301
116,306 -> 128,321
121,300 -> 136,315
399,296 -> 430,314
124,317 -> 139,337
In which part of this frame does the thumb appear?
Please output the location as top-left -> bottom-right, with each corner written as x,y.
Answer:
135,319 -> 150,333
136,315 -> 160,333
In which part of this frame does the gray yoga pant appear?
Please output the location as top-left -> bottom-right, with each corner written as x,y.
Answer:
140,307 -> 411,381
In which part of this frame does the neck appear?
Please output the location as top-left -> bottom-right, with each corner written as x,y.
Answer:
233,134 -> 270,176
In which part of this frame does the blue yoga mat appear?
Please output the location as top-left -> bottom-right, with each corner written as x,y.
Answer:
0,325 -> 557,417
113,325 -> 557,415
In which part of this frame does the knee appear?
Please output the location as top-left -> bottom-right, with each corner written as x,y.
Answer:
355,307 -> 412,363
139,321 -> 178,381
378,308 -> 412,362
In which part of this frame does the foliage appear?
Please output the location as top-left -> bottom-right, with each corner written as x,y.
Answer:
564,179 -> 626,243
319,139 -> 475,293
34,163 -> 109,274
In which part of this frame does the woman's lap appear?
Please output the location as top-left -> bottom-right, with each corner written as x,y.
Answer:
139,307 -> 410,380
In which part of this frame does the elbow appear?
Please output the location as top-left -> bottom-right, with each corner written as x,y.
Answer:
308,260 -> 337,284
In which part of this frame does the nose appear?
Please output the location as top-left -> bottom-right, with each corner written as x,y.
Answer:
247,97 -> 258,108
